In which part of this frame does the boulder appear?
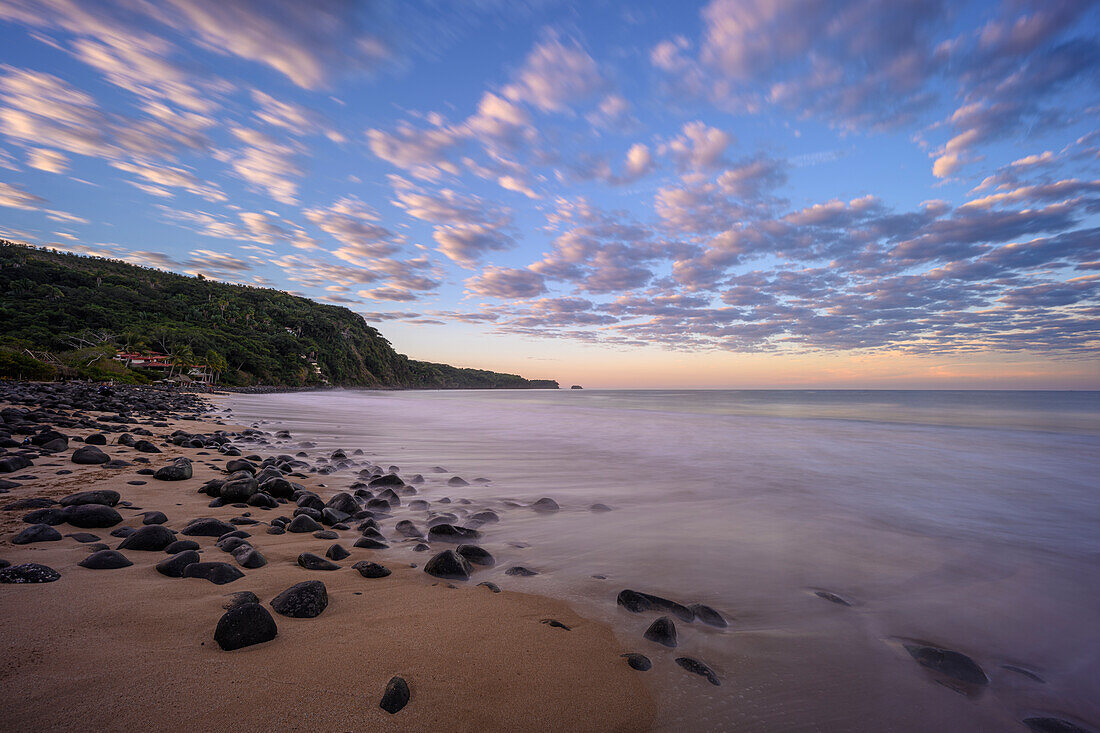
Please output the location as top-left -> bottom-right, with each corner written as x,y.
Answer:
287,514 -> 322,533
79,550 -> 133,570
183,562 -> 245,585
532,497 -> 559,513
353,561 -> 391,578
12,523 -> 62,544
60,489 -> 120,507
119,524 -> 176,551
270,580 -> 329,618
156,550 -> 201,578
325,543 -> 350,561
181,517 -> 237,537
154,457 -> 192,481
423,550 -> 471,580
0,562 -> 60,583
65,503 -> 123,528
456,544 -> 495,566
297,553 -> 340,571
214,603 -> 277,651
689,604 -> 728,628
643,616 -> 677,647
71,446 -> 110,465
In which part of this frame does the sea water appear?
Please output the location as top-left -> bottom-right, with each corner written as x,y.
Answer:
226,389 -> 1100,731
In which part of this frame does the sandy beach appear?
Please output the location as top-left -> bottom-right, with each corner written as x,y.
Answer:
0,384 -> 655,732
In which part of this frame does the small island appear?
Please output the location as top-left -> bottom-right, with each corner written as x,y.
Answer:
571,385 -> 583,389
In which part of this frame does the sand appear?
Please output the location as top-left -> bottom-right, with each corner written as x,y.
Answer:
0,405 -> 655,732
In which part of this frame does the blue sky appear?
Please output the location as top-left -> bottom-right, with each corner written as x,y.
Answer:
0,0 -> 1097,387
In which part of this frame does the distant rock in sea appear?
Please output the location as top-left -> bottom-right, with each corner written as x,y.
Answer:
571,385 -> 583,389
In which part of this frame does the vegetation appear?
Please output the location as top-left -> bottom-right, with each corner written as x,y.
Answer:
0,241 -> 558,389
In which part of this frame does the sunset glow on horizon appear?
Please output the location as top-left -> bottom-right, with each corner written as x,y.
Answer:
0,0 -> 1097,388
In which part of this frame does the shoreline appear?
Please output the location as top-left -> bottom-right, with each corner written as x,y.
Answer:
0,382 -> 655,731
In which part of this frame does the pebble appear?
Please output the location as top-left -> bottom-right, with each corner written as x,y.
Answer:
503,565 -> 537,578
904,644 -> 988,685
379,676 -> 410,714
675,656 -> 721,686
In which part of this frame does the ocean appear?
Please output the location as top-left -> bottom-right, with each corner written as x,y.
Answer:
224,389 -> 1100,731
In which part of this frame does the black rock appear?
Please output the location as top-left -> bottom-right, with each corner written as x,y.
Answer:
478,581 -> 501,593
60,489 -> 120,507
165,539 -> 200,554
904,645 -> 988,685
22,507 -> 69,525
3,497 -> 55,511
12,523 -> 62,544
118,524 -> 176,551
675,656 -> 720,686
353,537 -> 389,550
637,592 -> 694,622
616,589 -> 654,614
132,440 -> 161,453
0,455 -> 32,472
423,550 -> 471,580
505,566 -> 538,577
313,530 -> 339,540
644,616 -> 677,647
79,549 -> 133,569
181,517 -> 237,537
532,497 -> 559,512
154,457 -> 192,481
368,474 -> 403,487
353,561 -> 391,578
217,536 -> 249,553
142,511 -> 168,525
589,503 -> 613,512
234,547 -> 267,569
815,590 -> 852,606
71,445 -> 110,465
1023,718 -> 1091,733
326,543 -> 350,561
271,580 -> 329,618
287,514 -> 322,533
84,433 -> 108,445
223,591 -> 261,610
214,603 -> 278,651
447,476 -> 469,486
110,526 -> 135,538
621,653 -> 652,671
183,561 -> 244,585
266,526 -> 286,535
0,562 -> 61,583
156,550 -> 201,577
65,503 -> 123,528
426,523 -> 480,543
67,532 -> 101,543
297,552 -> 340,571
379,676 -> 410,714
456,544 -> 495,566
394,520 -> 422,538
689,604 -> 728,628
540,618 -> 571,630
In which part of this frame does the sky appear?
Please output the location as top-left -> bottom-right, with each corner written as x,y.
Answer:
0,0 -> 1097,389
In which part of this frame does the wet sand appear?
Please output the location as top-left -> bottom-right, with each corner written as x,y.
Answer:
0,394 -> 655,732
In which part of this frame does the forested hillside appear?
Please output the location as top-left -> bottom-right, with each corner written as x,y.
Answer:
0,241 -> 557,389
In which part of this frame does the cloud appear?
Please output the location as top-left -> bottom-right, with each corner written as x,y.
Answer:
466,266 -> 547,298
662,121 -> 732,171
503,33 -> 606,113
303,196 -> 397,260
26,147 -> 67,173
